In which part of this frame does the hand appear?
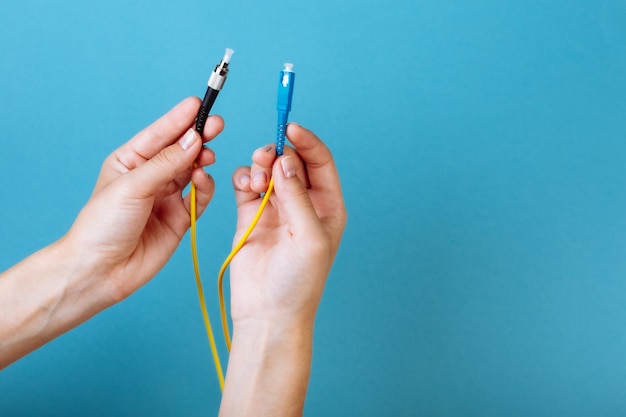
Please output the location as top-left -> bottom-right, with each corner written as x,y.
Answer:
219,124 -> 346,417
0,97 -> 224,368
230,123 -> 346,328
64,97 -> 224,304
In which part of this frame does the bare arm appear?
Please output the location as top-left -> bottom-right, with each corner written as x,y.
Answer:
219,123 -> 346,416
0,98 -> 223,368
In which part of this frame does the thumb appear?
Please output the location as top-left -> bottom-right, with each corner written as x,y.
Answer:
129,128 -> 201,197
272,155 -> 320,232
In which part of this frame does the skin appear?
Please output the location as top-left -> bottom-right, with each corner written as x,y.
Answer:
220,124 -> 346,416
0,97 -> 222,367
0,100 -> 347,417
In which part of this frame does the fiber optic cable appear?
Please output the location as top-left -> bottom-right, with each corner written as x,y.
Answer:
190,48 -> 233,392
217,63 -> 296,352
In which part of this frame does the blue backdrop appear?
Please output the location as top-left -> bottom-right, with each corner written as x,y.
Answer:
1,0 -> 626,416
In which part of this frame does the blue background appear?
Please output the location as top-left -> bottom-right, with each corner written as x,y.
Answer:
1,0 -> 626,415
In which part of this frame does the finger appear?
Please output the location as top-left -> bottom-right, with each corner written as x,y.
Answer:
172,144 -> 214,192
183,168 -> 215,219
252,144 -> 275,166
286,123 -> 340,194
200,115 -> 225,143
285,123 -> 346,245
115,100 -> 224,170
173,147 -> 216,193
271,155 -> 323,237
95,99 -> 222,194
119,97 -> 201,168
196,146 -> 217,167
126,128 -> 203,199
232,166 -> 260,207
249,144 -> 308,193
248,144 -> 274,193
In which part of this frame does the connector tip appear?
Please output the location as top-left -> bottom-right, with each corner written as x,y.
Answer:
283,62 -> 294,72
223,48 -> 234,64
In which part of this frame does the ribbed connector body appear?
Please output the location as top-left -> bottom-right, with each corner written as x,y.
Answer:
276,111 -> 289,156
195,88 -> 219,135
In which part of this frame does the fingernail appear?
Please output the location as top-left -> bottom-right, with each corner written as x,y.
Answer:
281,156 -> 296,179
240,174 -> 250,187
178,128 -> 197,150
254,144 -> 273,154
253,170 -> 267,185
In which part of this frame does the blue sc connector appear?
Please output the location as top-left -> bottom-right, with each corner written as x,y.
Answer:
276,63 -> 295,157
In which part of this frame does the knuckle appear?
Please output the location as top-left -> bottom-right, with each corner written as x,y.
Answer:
151,146 -> 183,173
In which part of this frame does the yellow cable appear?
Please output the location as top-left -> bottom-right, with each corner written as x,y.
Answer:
190,180 -> 225,392
190,168 -> 275,390
217,176 -> 275,352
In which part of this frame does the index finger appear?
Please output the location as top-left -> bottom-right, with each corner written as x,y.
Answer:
119,97 -> 224,168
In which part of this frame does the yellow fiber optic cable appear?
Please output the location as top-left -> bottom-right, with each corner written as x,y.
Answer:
190,180 -> 225,391
217,177 -> 276,352
188,48 -> 232,392
217,62 -> 295,353
188,58 -> 293,393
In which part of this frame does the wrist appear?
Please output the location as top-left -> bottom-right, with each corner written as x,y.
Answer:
219,319 -> 314,417
27,237 -> 113,336
231,317 -> 314,358
55,234 -> 114,309
0,237 -> 110,368
59,226 -> 126,308
230,317 -> 314,380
